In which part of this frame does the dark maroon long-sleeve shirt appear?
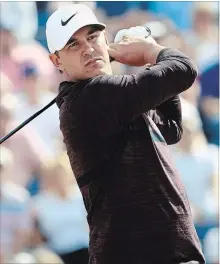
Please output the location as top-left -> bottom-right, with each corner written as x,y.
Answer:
56,48 -> 205,264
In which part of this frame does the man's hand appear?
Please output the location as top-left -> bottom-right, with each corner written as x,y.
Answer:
108,35 -> 165,66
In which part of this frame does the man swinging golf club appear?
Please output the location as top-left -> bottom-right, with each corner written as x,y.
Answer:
45,3 -> 205,264
35,3 -> 207,264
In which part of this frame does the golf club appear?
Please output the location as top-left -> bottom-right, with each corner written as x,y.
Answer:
0,26 -> 151,145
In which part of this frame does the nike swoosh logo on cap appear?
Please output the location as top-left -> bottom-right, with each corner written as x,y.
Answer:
61,12 -> 78,26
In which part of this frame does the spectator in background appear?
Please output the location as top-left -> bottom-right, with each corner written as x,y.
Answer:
14,63 -> 60,155
0,1 -> 38,44
0,6 -> 57,92
11,39 -> 58,93
32,156 -> 89,264
187,3 -> 219,147
0,25 -> 22,90
0,146 -> 32,262
185,2 -> 218,73
0,100 -> 50,188
171,98 -> 218,222
187,2 -> 219,147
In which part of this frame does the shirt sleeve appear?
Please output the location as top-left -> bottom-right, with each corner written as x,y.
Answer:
148,96 -> 182,145
77,48 -> 197,136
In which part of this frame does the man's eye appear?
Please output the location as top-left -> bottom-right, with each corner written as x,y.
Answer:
88,35 -> 97,41
69,42 -> 77,48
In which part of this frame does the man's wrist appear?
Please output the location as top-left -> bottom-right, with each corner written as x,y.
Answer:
144,44 -> 166,65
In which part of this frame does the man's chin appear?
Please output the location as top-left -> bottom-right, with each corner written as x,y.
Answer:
87,68 -> 108,78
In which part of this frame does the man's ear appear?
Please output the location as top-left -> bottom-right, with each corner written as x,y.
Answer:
49,53 -> 63,72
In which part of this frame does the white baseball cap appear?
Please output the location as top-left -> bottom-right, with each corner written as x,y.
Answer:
46,4 -> 106,54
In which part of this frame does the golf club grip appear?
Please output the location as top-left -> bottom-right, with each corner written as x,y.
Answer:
0,98 -> 56,144
109,26 -> 151,63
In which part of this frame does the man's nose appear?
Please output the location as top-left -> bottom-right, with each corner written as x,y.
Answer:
82,41 -> 94,57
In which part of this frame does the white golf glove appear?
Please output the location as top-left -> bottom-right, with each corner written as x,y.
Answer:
114,26 -> 150,43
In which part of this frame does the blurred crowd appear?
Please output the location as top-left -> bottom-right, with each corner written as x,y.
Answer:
0,1 -> 219,264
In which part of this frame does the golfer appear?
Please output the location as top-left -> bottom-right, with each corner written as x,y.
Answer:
46,4 -> 205,264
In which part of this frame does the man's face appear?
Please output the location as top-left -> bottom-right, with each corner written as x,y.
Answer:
50,25 -> 112,81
